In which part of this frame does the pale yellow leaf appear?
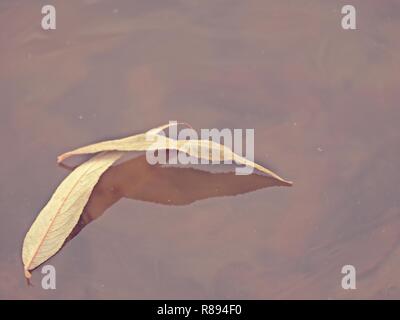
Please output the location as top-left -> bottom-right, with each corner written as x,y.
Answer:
56,122 -> 190,163
22,151 -> 123,280
175,139 -> 293,184
57,125 -> 292,185
57,133 -> 154,163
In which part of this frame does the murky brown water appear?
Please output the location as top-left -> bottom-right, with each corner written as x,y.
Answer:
1,0 -> 400,299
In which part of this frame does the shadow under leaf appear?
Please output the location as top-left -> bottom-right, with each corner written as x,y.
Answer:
65,155 -> 291,244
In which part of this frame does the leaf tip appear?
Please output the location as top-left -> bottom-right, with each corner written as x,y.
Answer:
24,268 -> 32,286
276,178 -> 293,187
57,155 -> 64,164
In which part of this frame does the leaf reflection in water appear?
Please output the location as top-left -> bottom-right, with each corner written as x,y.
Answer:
64,154 -> 291,244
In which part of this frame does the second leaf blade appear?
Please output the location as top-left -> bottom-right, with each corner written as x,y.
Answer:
22,151 -> 124,279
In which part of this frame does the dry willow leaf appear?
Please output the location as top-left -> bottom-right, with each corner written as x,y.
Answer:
56,122 -> 188,163
173,139 -> 293,184
58,124 -> 292,185
22,151 -> 123,281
